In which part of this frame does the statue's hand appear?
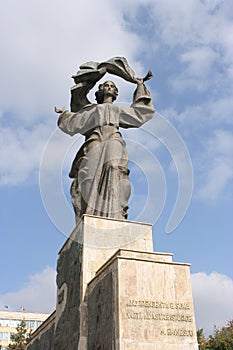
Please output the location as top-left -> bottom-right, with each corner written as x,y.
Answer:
55,106 -> 66,114
143,70 -> 153,81
136,78 -> 144,85
135,71 -> 153,85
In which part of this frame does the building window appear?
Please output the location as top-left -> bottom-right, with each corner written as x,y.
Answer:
25,320 -> 35,329
0,319 -> 9,326
0,332 -> 10,340
9,319 -> 19,327
36,321 -> 42,328
29,320 -> 35,329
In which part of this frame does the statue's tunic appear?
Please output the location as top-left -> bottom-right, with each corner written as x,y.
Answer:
58,86 -> 154,222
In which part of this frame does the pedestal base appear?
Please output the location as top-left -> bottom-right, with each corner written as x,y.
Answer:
88,249 -> 198,349
27,215 -> 198,350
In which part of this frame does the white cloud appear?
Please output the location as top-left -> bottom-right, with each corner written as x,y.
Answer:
151,0 -> 233,55
161,103 -> 233,202
0,1 -> 155,186
0,121 -> 53,185
149,0 -> 233,93
191,272 -> 233,335
198,129 -> 233,200
199,160 -> 232,200
171,47 -> 219,92
162,95 -> 233,129
180,47 -> 218,77
207,97 -> 233,124
0,267 -> 56,314
0,0 -> 146,124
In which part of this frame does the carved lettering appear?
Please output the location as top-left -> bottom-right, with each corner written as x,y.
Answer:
166,328 -> 193,337
125,298 -> 194,339
126,299 -> 190,310
126,311 -> 192,322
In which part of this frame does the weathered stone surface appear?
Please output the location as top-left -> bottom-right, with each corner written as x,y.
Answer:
27,239 -> 83,350
88,249 -> 199,350
27,324 -> 55,350
27,215 -> 152,350
26,313 -> 55,350
88,272 -> 115,350
54,240 -> 82,350
77,215 -> 153,348
79,215 -> 153,297
27,216 -> 198,350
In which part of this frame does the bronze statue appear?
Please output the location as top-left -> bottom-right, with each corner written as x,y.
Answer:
55,57 -> 155,223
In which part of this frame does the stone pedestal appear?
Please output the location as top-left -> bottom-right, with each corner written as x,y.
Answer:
56,215 -> 153,349
88,249 -> 198,349
27,215 -> 198,350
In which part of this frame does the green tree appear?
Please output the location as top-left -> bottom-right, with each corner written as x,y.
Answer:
7,320 -> 27,350
197,328 -> 208,349
207,320 -> 233,350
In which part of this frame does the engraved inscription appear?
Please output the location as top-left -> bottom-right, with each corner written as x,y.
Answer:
160,328 -> 194,337
126,311 -> 192,322
124,299 -> 194,338
126,299 -> 190,310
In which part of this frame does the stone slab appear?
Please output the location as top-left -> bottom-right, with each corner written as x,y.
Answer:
59,215 -> 153,299
27,215 -> 198,350
58,215 -> 154,349
88,249 -> 198,350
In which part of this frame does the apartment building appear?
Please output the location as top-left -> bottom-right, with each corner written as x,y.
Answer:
0,310 -> 49,349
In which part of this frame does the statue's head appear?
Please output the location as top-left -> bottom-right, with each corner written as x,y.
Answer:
95,80 -> 118,104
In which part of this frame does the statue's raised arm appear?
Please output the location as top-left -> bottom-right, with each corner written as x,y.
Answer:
56,57 -> 155,224
70,57 -> 153,112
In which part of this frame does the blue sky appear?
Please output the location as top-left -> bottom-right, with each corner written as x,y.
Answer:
0,0 -> 233,335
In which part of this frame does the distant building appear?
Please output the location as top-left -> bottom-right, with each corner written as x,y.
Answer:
0,310 -> 49,350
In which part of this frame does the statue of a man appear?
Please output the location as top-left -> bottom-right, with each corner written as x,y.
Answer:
55,57 -> 155,223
